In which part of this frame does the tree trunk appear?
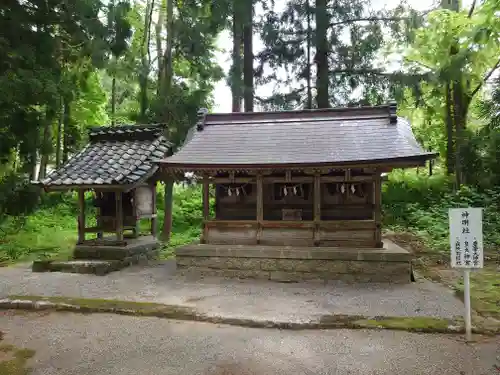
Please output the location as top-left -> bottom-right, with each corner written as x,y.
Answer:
62,98 -> 70,163
39,105 -> 56,180
156,0 -> 165,91
452,81 -> 470,187
306,0 -> 312,109
162,0 -> 174,96
111,72 -> 116,126
55,97 -> 63,168
441,0 -> 459,11
161,178 -> 174,241
445,83 -> 455,175
443,0 -> 461,181
27,128 -> 39,181
29,150 -> 38,182
243,0 -> 254,112
139,0 -> 153,120
139,74 -> 148,120
12,144 -> 19,172
231,0 -> 243,112
160,0 -> 174,241
315,0 -> 329,108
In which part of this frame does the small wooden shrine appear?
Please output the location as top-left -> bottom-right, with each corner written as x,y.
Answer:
160,102 -> 436,283
33,124 -> 171,275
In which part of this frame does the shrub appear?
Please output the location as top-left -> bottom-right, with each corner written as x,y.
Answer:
0,173 -> 41,220
383,171 -> 500,254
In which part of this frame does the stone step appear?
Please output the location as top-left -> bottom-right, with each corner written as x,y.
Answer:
73,247 -> 134,260
32,260 -> 123,276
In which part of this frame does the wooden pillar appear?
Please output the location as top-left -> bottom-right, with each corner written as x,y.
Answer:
132,189 -> 140,238
374,173 -> 382,248
115,191 -> 124,241
161,177 -> 174,241
96,192 -> 103,239
77,189 -> 85,244
256,174 -> 263,244
313,173 -> 321,246
151,183 -> 158,237
133,220 -> 140,238
201,177 -> 210,243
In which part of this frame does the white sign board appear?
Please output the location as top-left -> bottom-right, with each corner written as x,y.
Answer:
449,208 -> 483,269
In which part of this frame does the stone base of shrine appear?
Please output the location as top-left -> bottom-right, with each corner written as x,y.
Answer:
175,240 -> 413,283
32,235 -> 160,275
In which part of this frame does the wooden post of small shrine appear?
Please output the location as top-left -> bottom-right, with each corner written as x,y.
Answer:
313,173 -> 321,246
374,173 -> 382,248
201,176 -> 210,243
151,182 -> 157,237
115,191 -> 124,241
96,191 -> 103,239
256,173 -> 263,244
77,189 -> 85,244
132,190 -> 140,238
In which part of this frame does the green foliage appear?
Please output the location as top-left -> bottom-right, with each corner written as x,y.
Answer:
0,184 -> 207,264
157,183 -> 213,248
72,71 -> 109,128
461,78 -> 500,187
0,174 -> 41,220
0,0 -> 112,164
107,1 -> 133,58
406,4 -> 500,86
0,199 -> 78,263
384,170 -> 500,254
399,0 -> 500,181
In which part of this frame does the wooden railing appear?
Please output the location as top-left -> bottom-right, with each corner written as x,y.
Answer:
202,219 -> 378,248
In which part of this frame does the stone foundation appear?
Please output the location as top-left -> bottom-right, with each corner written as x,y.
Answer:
176,240 -> 412,283
32,235 -> 160,275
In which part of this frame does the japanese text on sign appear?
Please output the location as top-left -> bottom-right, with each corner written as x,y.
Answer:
449,208 -> 483,269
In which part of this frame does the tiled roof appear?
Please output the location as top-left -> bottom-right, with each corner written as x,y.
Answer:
40,124 -> 171,189
159,105 -> 434,170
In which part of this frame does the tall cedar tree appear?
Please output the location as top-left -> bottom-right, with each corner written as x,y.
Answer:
257,0 -> 425,109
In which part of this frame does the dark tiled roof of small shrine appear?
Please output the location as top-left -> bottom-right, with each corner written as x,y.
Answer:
159,104 -> 435,170
40,124 -> 171,189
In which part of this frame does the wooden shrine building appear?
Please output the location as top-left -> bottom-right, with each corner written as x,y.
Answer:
160,103 -> 436,283
33,124 -> 171,275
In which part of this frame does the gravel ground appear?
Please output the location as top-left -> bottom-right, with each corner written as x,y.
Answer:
0,311 -> 498,375
0,261 -> 464,322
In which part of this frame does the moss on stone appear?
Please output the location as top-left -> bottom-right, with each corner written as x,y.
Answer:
0,344 -> 35,375
8,295 -> 198,319
6,295 -> 498,335
354,316 -> 457,333
318,314 -> 366,327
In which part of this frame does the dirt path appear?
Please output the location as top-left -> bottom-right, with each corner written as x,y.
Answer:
0,261 -> 465,324
0,310 -> 498,375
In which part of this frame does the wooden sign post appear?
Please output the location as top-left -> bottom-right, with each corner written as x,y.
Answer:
449,208 -> 483,342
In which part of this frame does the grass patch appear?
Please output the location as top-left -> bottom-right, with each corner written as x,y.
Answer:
0,344 -> 35,375
0,203 -> 78,265
0,184 -> 204,265
355,316 -> 456,333
454,266 -> 500,320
